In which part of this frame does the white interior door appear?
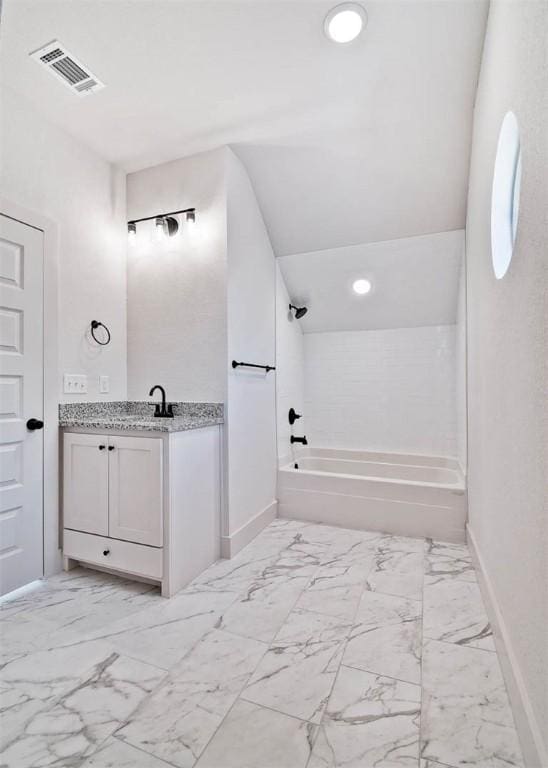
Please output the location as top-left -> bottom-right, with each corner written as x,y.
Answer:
0,214 -> 44,596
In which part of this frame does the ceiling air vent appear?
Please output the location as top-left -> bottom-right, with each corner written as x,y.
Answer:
30,40 -> 105,96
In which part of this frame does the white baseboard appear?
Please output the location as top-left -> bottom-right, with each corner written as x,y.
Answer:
221,500 -> 277,559
467,524 -> 547,768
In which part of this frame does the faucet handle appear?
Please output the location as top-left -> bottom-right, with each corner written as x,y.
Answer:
166,403 -> 174,417
288,408 -> 302,425
153,403 -> 162,417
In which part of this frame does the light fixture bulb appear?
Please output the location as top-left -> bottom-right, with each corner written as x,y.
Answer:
127,222 -> 136,240
325,3 -> 367,43
186,210 -> 196,225
352,278 -> 372,295
155,216 -> 165,240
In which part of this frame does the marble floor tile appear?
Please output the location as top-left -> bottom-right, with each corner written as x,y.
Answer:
1,521 -> 523,768
423,576 -> 494,651
0,638 -> 115,749
365,539 -> 424,601
309,665 -> 421,767
343,592 -> 422,684
424,539 -> 475,584
1,652 -> 165,767
81,737 -> 173,767
219,573 -> 310,642
0,612 -> 59,665
425,539 -> 471,561
216,532 -> 327,642
77,587 -> 240,670
299,523 -> 382,553
188,550 -> 277,595
195,699 -> 316,768
294,551 -> 371,620
294,576 -> 364,621
0,568 -> 158,625
242,609 -> 351,723
421,639 -> 523,767
116,628 -> 267,768
365,569 -> 423,602
383,535 -> 426,554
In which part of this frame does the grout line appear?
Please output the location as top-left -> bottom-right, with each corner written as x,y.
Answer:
237,697 -> 320,726
112,734 -> 181,767
339,661 -> 422,689
419,539 -> 426,763
422,635 -> 496,653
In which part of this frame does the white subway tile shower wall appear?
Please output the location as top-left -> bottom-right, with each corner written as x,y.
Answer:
276,263 -> 306,463
455,258 -> 467,474
304,325 -> 457,456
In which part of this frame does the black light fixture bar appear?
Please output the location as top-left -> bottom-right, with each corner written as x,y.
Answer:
128,207 -> 196,226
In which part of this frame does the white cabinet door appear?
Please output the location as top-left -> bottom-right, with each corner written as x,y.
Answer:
108,436 -> 163,547
63,433 -> 109,536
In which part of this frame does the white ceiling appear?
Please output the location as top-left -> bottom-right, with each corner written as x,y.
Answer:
278,230 -> 463,332
0,0 -> 488,256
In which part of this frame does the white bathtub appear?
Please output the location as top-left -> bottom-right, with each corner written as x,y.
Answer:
277,448 -> 467,542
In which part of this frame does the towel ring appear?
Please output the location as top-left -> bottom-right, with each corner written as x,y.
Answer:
90,320 -> 111,346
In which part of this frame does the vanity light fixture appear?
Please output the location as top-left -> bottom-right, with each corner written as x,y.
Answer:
324,3 -> 367,43
127,207 -> 196,239
352,278 -> 372,295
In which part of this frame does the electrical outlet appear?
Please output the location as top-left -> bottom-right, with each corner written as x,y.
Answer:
99,375 -> 110,394
64,374 -> 88,394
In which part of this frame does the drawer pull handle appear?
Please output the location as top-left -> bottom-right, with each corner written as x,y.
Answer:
98,445 -> 106,451
108,445 -> 115,451
103,549 -> 110,556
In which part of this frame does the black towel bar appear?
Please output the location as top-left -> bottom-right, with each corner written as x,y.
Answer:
231,360 -> 276,372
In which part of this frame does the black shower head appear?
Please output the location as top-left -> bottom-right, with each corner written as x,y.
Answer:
289,303 -> 308,319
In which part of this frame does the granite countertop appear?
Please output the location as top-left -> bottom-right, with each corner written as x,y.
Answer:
59,401 -> 224,433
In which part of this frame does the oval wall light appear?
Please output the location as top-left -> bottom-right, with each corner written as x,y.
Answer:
491,111 -> 522,279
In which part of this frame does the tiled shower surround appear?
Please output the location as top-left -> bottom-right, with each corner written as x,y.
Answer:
0,520 -> 522,767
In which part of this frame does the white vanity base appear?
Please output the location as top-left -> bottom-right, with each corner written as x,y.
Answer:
62,425 -> 221,597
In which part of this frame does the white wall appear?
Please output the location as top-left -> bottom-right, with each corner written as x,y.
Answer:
276,263 -> 305,464
0,87 -> 127,401
304,325 -> 457,457
465,1 -> 548,763
126,149 -> 227,402
225,149 -> 277,542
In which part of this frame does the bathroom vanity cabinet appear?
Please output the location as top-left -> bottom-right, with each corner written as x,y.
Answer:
62,424 -> 221,597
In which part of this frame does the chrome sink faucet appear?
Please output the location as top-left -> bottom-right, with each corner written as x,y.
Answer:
149,385 -> 174,418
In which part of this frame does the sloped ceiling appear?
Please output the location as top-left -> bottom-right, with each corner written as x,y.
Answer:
0,0 -> 488,257
278,230 -> 464,332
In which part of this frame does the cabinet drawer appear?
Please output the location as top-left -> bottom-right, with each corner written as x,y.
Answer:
64,529 -> 163,580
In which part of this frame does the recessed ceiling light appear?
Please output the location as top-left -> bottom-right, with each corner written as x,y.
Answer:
325,3 -> 367,44
352,278 -> 372,295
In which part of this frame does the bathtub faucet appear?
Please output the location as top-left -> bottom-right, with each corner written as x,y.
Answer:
291,435 -> 308,445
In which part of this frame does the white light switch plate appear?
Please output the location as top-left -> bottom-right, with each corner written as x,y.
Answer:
64,374 -> 88,394
99,375 -> 110,394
